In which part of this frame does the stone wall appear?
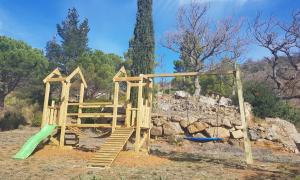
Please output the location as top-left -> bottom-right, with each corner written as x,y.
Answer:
151,93 -> 300,153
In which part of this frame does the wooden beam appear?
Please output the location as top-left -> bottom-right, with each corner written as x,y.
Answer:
65,124 -> 120,128
235,66 -> 253,165
77,83 -> 85,124
130,83 -> 147,87
112,82 -> 119,132
67,113 -> 125,118
135,75 -> 143,152
144,71 -> 234,78
43,68 -> 62,83
113,77 -> 143,82
113,66 -> 127,80
68,102 -> 113,105
59,82 -> 70,147
65,67 -> 87,88
41,82 -> 50,127
125,82 -> 131,127
46,77 -> 66,82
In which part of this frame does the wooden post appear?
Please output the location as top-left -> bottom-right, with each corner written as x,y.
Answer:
41,82 -> 51,128
59,82 -> 70,147
125,82 -> 131,127
77,83 -> 85,124
235,66 -> 253,165
135,76 -> 143,152
49,100 -> 55,125
112,82 -> 119,132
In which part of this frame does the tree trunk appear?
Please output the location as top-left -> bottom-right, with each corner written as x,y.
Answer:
193,77 -> 201,97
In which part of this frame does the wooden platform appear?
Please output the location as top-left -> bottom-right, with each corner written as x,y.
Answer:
88,127 -> 134,167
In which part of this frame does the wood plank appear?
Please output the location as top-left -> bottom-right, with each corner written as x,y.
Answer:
235,66 -> 253,165
144,71 -> 234,78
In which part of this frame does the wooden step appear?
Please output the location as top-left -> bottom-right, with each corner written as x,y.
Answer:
88,127 -> 134,167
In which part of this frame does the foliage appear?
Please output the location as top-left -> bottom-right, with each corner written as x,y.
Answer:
199,75 -> 233,97
129,0 -> 155,75
0,36 -> 48,108
46,7 -> 90,74
31,111 -> 42,127
74,50 -> 122,98
239,81 -> 300,123
0,111 -> 27,131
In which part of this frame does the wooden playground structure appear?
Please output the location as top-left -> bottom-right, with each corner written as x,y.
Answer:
41,65 -> 253,167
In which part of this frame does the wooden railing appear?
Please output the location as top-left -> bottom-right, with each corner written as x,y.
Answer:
46,101 -> 59,125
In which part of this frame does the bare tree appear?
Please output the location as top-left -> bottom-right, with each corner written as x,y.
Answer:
163,2 -> 243,97
251,11 -> 300,99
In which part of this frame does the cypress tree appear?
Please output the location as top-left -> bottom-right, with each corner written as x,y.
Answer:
130,0 -> 155,76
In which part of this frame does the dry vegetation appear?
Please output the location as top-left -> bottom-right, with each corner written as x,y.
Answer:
1,127 -> 299,180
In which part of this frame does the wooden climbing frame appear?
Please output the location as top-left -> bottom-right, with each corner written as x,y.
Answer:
41,64 -> 253,165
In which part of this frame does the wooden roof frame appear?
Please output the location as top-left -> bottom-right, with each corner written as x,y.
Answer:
65,67 -> 87,88
43,67 -> 87,88
43,68 -> 63,83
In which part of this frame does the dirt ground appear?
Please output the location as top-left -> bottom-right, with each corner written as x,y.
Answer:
0,127 -> 300,180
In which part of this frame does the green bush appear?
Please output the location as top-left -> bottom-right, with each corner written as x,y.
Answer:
236,81 -> 300,123
0,111 -> 27,131
31,111 -> 42,127
200,74 -> 233,97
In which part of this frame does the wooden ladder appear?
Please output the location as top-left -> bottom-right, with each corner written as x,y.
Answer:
88,127 -> 134,167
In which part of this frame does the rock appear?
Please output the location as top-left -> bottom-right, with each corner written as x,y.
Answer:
244,102 -> 255,127
151,126 -> 163,136
249,129 -> 259,141
199,96 -> 217,106
265,126 -> 278,141
174,91 -> 190,99
193,122 -> 209,131
163,122 -> 184,136
170,115 -> 184,122
180,119 -> 189,128
173,122 -> 185,135
205,127 -> 230,139
187,124 -> 199,134
231,130 -> 243,139
193,132 -> 207,138
228,139 -> 240,146
152,118 -> 167,126
221,118 -> 232,128
187,122 -> 208,134
235,125 -> 243,130
219,97 -> 232,106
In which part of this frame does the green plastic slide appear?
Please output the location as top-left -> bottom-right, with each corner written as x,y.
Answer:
13,124 -> 56,159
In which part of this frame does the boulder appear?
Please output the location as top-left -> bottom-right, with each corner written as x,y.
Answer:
248,129 -> 259,141
180,119 -> 189,128
151,126 -> 163,136
221,118 -> 232,128
193,132 -> 207,138
163,122 -> 184,136
187,124 -> 198,134
219,97 -> 232,106
193,122 -> 209,132
205,127 -> 230,139
170,115 -> 184,122
174,91 -> 190,99
199,96 -> 217,106
231,130 -> 243,139
152,118 -> 167,126
235,125 -> 243,130
244,102 -> 255,127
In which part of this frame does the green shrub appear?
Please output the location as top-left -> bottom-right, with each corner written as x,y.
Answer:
234,81 -> 300,123
31,111 -> 42,127
0,111 -> 27,131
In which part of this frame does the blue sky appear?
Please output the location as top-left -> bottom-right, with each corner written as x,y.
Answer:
0,0 -> 299,73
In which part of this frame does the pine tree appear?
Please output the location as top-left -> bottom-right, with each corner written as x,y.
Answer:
46,8 -> 90,74
130,0 -> 155,76
45,36 -> 62,69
